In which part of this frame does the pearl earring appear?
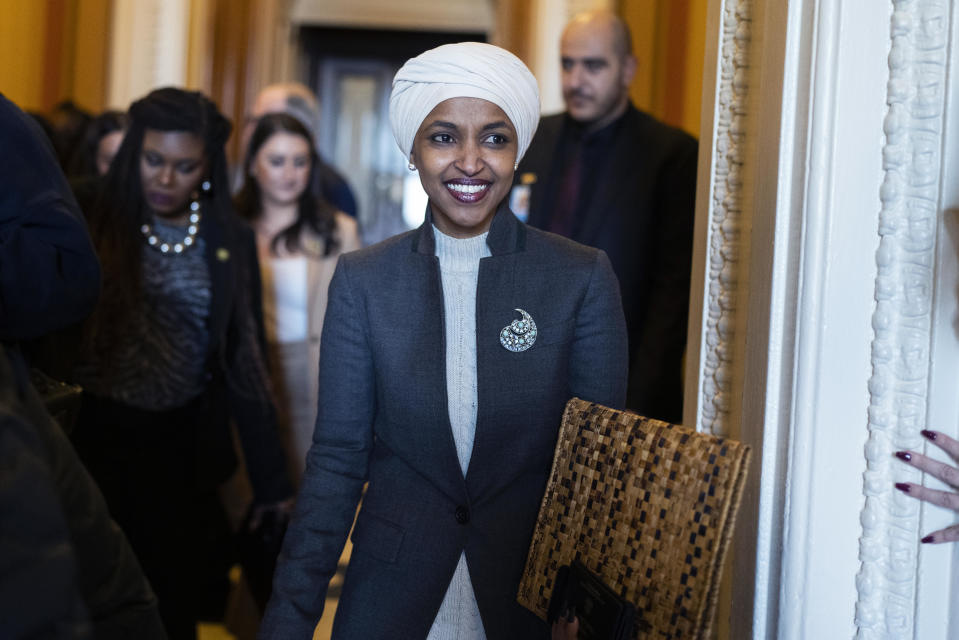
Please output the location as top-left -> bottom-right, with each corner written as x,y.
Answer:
408,162 -> 416,172
514,161 -> 519,171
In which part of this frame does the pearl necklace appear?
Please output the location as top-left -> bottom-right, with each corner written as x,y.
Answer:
140,200 -> 201,254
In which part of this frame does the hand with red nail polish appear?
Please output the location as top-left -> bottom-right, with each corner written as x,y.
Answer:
893,430 -> 959,544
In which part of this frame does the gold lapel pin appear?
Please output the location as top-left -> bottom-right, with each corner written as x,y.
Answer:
216,247 -> 230,262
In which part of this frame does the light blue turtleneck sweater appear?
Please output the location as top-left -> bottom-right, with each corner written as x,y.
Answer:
426,226 -> 491,640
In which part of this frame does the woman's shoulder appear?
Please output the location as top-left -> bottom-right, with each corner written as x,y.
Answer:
209,208 -> 256,250
296,210 -> 361,257
337,227 -> 417,270
522,224 -> 606,268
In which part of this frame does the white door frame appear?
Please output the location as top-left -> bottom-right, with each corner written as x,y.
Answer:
688,0 -> 959,637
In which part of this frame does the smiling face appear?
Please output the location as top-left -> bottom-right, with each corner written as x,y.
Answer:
410,97 -> 518,238
250,131 -> 312,208
140,129 -> 207,221
560,16 -> 636,131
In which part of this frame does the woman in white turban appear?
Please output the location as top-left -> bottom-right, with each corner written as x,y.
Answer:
261,42 -> 627,639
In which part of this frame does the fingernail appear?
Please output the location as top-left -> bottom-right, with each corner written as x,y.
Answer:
921,534 -> 934,544
921,430 -> 938,441
894,482 -> 911,493
895,451 -> 912,462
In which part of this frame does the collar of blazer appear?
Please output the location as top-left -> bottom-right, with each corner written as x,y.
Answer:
411,200 -> 527,257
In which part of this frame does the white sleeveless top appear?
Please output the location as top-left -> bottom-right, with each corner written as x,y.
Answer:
261,254 -> 308,343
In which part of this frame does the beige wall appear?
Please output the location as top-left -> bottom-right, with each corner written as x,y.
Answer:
0,0 -> 706,135
0,0 -> 112,113
623,0 -> 706,137
72,0 -> 112,111
0,1 -> 50,110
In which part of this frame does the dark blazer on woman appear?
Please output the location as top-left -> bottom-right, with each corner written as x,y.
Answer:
261,205 -> 628,639
72,209 -> 291,506
198,212 -> 291,502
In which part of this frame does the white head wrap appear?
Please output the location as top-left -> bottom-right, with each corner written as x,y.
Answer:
389,42 -> 541,163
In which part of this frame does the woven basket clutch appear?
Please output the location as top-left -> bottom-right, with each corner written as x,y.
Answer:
518,398 -> 751,639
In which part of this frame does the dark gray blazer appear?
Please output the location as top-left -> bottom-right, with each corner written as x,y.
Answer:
260,205 -> 628,639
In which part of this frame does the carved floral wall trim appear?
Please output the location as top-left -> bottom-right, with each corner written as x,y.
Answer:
857,1 -> 950,637
700,0 -> 752,437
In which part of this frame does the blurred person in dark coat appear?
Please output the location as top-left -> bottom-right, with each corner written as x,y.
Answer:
0,91 -> 166,639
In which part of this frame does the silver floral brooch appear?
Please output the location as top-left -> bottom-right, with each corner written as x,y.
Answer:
500,308 -> 537,352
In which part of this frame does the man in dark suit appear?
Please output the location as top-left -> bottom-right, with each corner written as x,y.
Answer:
513,10 -> 698,424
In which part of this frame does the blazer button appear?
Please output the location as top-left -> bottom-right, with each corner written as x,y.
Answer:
455,505 -> 470,524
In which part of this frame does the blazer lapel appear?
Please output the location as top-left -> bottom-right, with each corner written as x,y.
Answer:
409,215 -> 470,500
204,214 -> 232,356
406,207 -> 531,500
463,206 -> 525,496
466,252 -> 518,498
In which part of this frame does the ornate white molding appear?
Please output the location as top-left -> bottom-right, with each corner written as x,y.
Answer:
856,1 -> 951,637
699,0 -> 753,437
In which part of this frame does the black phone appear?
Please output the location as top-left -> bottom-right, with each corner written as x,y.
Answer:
547,561 -> 640,640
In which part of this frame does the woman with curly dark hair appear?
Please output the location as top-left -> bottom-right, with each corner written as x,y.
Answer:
235,113 -> 360,483
71,87 -> 292,640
